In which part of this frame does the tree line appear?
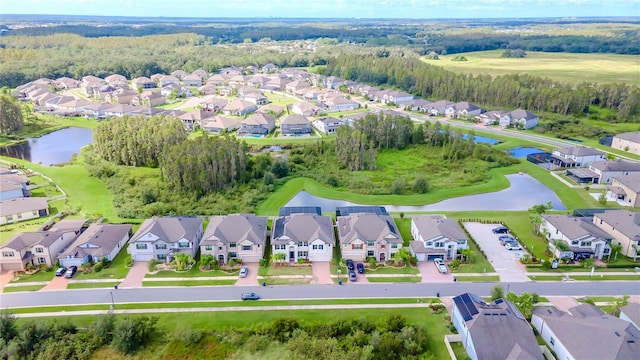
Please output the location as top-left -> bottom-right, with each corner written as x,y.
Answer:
322,55 -> 640,120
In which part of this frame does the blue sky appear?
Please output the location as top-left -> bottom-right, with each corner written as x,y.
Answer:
1,0 -> 639,18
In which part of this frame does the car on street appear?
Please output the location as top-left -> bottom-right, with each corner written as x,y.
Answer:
241,292 -> 260,300
434,258 -> 448,274
348,270 -> 357,282
356,263 -> 365,274
55,267 -> 67,276
504,240 -> 522,250
64,265 -> 78,279
492,226 -> 509,234
239,266 -> 248,278
346,259 -> 354,270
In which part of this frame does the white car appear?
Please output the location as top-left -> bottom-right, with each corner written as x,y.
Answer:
434,259 -> 448,274
239,266 -> 248,278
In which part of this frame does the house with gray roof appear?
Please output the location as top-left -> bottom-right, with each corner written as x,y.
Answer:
551,146 -> 606,168
280,114 -> 312,136
593,210 -> 640,258
453,293 -> 544,360
0,197 -> 49,226
588,160 -> 640,184
312,116 -> 344,134
128,217 -> 203,262
0,230 -> 78,271
610,173 -> 640,207
271,212 -> 334,262
409,215 -> 468,261
532,304 -> 640,360
237,113 -> 275,137
620,303 -> 640,331
201,214 -> 267,264
58,223 -> 132,267
337,209 -> 402,262
508,109 -> 539,129
540,214 -> 612,260
445,101 -> 482,119
612,131 -> 640,156
0,174 -> 29,200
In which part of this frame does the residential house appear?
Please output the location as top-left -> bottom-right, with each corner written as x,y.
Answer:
106,88 -> 139,104
182,74 -> 203,87
228,75 -> 247,87
44,95 -> 75,111
508,109 -> 539,129
312,117 -> 344,134
238,113 -> 276,137
280,114 -> 311,136
54,77 -> 80,89
265,77 -> 288,91
261,63 -> 278,74
478,110 -> 510,125
320,94 -> 360,112
170,70 -> 188,80
222,99 -> 258,116
0,230 -> 78,270
57,99 -> 94,114
550,146 -> 606,168
243,92 -> 269,106
619,303 -> 640,330
593,210 -> 640,258
103,104 -> 143,118
191,68 -> 209,81
131,77 -> 157,90
409,215 -> 468,261
609,173 -> 640,207
0,197 -> 49,225
197,84 -> 218,96
612,131 -> 640,156
159,75 -> 180,88
81,102 -> 114,119
540,214 -> 611,260
271,212 -> 334,262
453,293 -> 544,360
201,116 -> 241,133
247,74 -> 269,88
128,217 -> 204,262
207,74 -> 229,86
58,223 -> 132,267
445,101 -> 482,118
200,214 -> 267,264
150,73 -> 165,83
285,80 -> 309,95
428,100 -> 455,116
381,90 -> 414,105
399,99 -> 434,112
337,206 -> 402,262
303,89 -> 325,101
104,74 -> 129,89
199,96 -> 228,112
219,66 -> 244,75
136,106 -> 167,117
532,304 -> 640,360
591,160 -> 640,184
178,109 -> 217,130
133,91 -> 166,107
325,76 -> 344,90
256,104 -> 284,116
0,174 -> 30,200
291,102 -> 323,117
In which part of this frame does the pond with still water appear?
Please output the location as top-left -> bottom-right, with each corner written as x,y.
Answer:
0,127 -> 93,166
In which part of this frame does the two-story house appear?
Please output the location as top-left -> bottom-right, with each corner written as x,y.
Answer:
609,173 -> 640,207
128,217 -> 204,262
445,101 -> 482,118
200,214 -> 267,264
312,117 -> 344,134
271,208 -> 334,263
612,131 -> 640,156
337,206 -> 402,262
593,210 -> 640,258
280,114 -> 311,136
0,230 -> 78,270
237,113 -> 276,137
551,146 -> 606,168
540,214 -> 611,260
409,215 -> 468,261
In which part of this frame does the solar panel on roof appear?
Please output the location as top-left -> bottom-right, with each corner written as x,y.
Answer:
279,207 -> 322,216
454,296 -> 473,322
461,294 -> 479,316
336,206 -> 388,216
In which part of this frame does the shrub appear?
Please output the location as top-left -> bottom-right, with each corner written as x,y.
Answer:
94,263 -> 103,273
148,259 -> 160,272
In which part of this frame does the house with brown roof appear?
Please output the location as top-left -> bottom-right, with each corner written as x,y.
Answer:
128,217 -> 204,262
178,109 -> 217,130
242,92 -> 269,105
285,80 -> 310,95
222,99 -> 258,116
0,174 -> 29,200
238,113 -> 275,137
609,173 -> 640,207
257,104 -> 284,116
612,131 -> 640,156
201,214 -> 267,264
540,214 -> 612,260
532,304 -> 640,360
58,223 -> 132,267
159,75 -> 180,87
291,102 -> 323,117
131,77 -> 157,90
201,116 -> 241,133
132,91 -> 166,107
105,88 -> 139,104
319,94 -> 360,112
170,70 -> 188,80
409,215 -> 468,261
271,211 -> 334,262
280,114 -> 311,136
0,230 -> 78,271
105,74 -> 127,86
0,197 -> 49,225
182,74 -> 203,87
54,77 -> 80,89
312,116 -> 344,134
199,96 -> 228,112
337,207 -> 402,262
593,210 -> 640,258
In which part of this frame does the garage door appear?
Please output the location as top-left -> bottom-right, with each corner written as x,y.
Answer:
427,254 -> 445,261
0,262 -> 24,271
416,253 -> 426,262
133,254 -> 153,261
60,258 -> 84,268
240,255 -> 261,263
309,253 -> 332,262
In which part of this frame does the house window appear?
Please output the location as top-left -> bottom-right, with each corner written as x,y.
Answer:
426,242 -> 432,246
275,244 -> 286,250
581,241 -> 591,247
242,245 -> 252,251
312,244 -> 324,250
136,244 -> 148,250
2,252 -> 14,257
550,337 -> 555,346
32,210 -> 38,216
434,242 -> 444,248
367,241 -> 375,247
178,242 -> 190,248
391,244 -> 398,249
352,244 -> 363,250
571,240 -> 579,246
229,252 -> 237,258
16,213 -> 22,220
298,242 -> 308,247
204,245 -> 212,251
230,243 -> 236,248
390,253 -> 396,258
155,244 -> 167,250
219,247 -> 223,250
35,248 -> 44,253
457,240 -> 466,245
298,251 -> 308,258
38,257 -> 46,264
6,215 -> 12,221
157,254 -> 166,260
367,250 -> 375,257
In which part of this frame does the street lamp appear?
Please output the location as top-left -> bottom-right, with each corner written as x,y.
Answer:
109,291 -> 115,313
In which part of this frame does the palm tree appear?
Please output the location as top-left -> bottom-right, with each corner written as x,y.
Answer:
200,254 -> 215,270
459,248 -> 474,264
274,253 -> 286,266
608,243 -> 623,262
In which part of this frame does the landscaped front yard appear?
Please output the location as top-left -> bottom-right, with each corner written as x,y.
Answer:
73,251 -> 131,280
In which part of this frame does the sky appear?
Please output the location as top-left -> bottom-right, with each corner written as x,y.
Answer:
1,0 -> 639,19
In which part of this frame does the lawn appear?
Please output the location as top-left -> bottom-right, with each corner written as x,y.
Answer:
0,217 -> 50,245
67,282 -> 119,289
420,50 -> 640,86
143,280 -> 237,287
3,284 -> 45,293
366,276 -> 421,283
533,274 -> 640,281
146,267 -> 239,278
9,268 -> 55,283
73,251 -> 131,280
394,217 -> 413,246
258,265 -> 313,276
366,265 -> 420,274
263,91 -> 298,106
454,276 -> 500,282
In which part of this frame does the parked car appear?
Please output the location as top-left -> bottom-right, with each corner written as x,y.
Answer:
346,259 -> 355,270
55,267 -> 67,276
348,270 -> 357,282
241,292 -> 260,300
64,265 -> 78,279
492,226 -> 509,234
434,258 -> 448,274
504,240 -> 522,250
239,266 -> 248,278
356,263 -> 365,274
499,235 -> 516,245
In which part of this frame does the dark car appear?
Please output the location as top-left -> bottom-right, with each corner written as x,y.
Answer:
499,235 -> 515,244
241,292 -> 260,300
346,259 -> 355,270
356,263 -> 365,274
492,226 -> 509,234
64,265 -> 78,279
348,270 -> 357,282
55,267 -> 67,276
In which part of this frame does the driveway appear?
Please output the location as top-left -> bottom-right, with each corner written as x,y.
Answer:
463,222 -> 530,283
235,262 -> 259,286
418,261 -> 453,283
355,262 -> 369,283
310,262 -> 333,285
546,296 -> 579,312
40,275 -> 68,291
0,271 -> 14,290
118,261 -> 147,288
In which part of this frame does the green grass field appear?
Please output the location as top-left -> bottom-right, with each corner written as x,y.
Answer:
421,50 -> 640,86
366,276 -> 421,283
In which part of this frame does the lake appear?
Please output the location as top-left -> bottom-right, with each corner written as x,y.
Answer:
285,173 -> 566,212
0,127 -> 93,166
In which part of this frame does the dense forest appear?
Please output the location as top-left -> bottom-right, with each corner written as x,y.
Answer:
322,55 -> 640,120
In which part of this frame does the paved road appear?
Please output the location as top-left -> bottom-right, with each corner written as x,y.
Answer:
2,282 -> 639,309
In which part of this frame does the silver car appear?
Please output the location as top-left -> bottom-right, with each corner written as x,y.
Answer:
434,259 -> 448,274
239,266 -> 248,278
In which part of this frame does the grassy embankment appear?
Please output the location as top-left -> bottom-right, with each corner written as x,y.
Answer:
420,50 -> 640,86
